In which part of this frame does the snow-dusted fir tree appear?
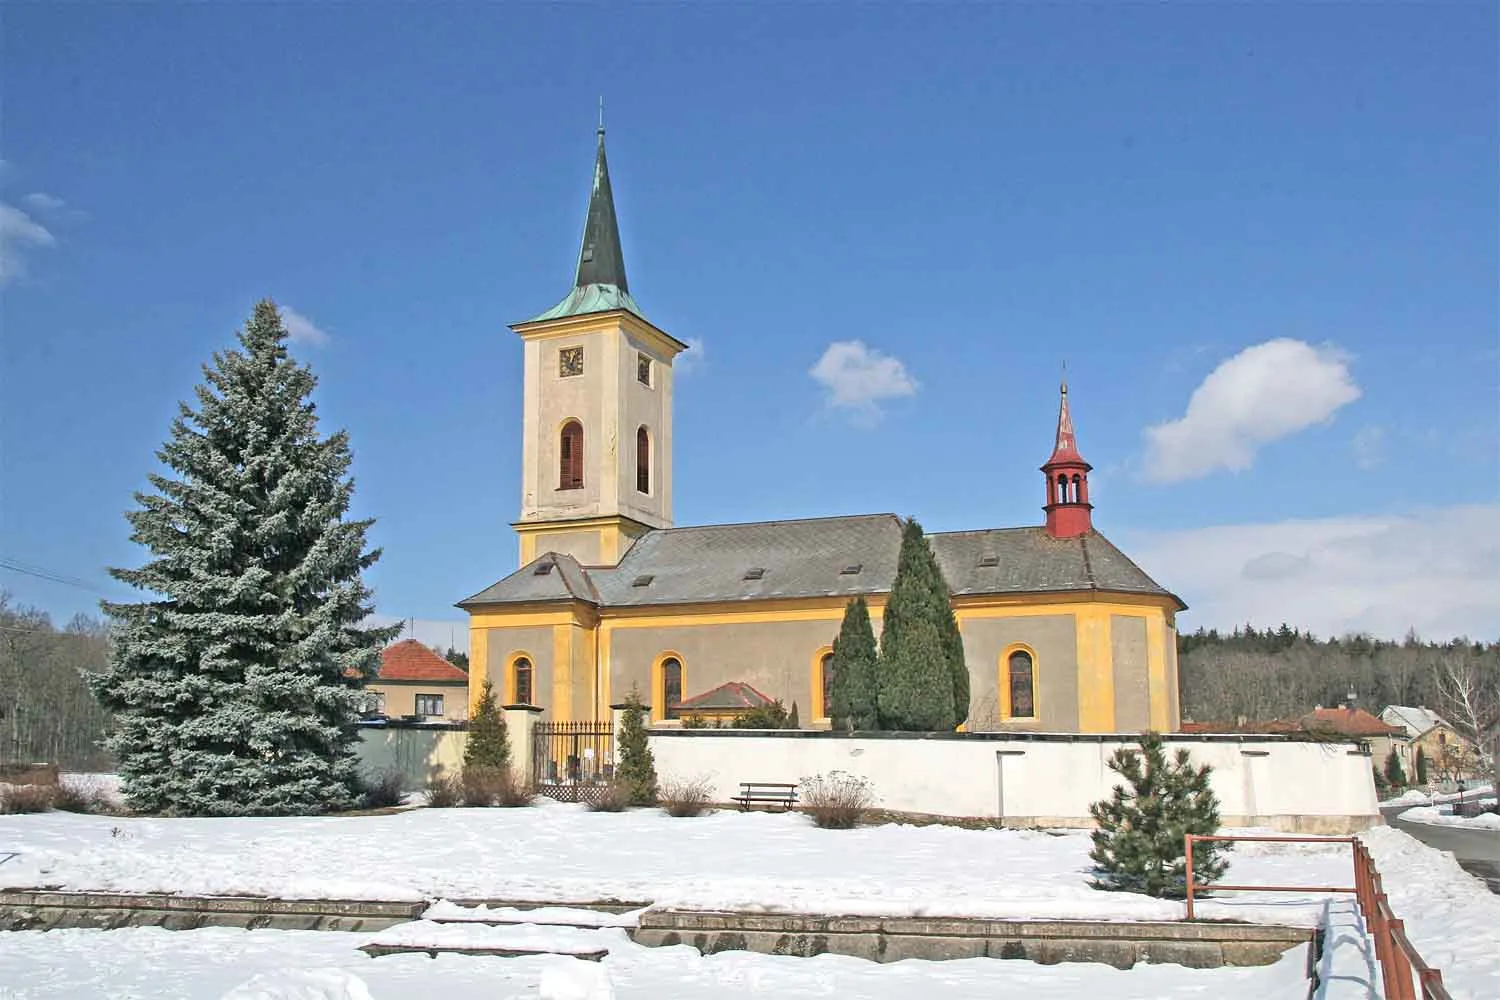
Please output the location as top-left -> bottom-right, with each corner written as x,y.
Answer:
91,300 -> 397,816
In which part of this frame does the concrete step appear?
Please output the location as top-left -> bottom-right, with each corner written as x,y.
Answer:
421,901 -> 648,928
359,919 -> 628,962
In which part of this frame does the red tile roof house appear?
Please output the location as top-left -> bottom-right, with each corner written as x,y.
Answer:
366,639 -> 470,722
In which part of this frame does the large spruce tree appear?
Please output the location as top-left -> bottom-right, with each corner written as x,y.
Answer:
828,596 -> 879,731
877,519 -> 959,731
91,300 -> 396,816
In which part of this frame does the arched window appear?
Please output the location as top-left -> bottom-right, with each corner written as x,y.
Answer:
559,421 -> 584,490
636,426 -> 650,494
1007,650 -> 1035,719
819,651 -> 835,720
1070,474 -> 1082,503
512,657 -> 533,705
661,656 -> 683,720
1057,473 -> 1070,503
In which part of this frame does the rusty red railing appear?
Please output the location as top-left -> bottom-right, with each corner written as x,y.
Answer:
1185,834 -> 1451,1000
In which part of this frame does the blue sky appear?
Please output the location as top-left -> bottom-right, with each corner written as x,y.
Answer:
3,5 -> 1496,643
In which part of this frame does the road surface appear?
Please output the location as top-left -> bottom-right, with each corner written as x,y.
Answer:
1381,803 -> 1500,894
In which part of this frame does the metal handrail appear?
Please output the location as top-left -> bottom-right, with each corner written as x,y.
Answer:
1184,833 -> 1451,1000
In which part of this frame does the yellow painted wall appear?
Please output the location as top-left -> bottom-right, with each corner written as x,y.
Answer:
465,590 -> 1180,734
368,681 -> 468,721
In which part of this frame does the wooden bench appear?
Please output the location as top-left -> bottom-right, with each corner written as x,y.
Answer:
731,782 -> 798,812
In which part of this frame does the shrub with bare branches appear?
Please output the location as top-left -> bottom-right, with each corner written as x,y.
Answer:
800,770 -> 873,829
587,781 -> 632,813
659,776 -> 714,818
460,765 -> 506,807
358,767 -> 406,810
52,776 -> 117,815
492,768 -> 534,808
0,783 -> 55,814
425,771 -> 461,808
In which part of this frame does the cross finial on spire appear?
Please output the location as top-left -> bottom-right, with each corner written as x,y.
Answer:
598,96 -> 605,134
1061,360 -> 1068,395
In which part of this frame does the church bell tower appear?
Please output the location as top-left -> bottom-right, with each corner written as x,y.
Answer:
509,124 -> 689,568
1042,378 -> 1094,539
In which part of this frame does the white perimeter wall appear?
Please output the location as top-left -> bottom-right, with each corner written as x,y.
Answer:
649,732 -> 1381,834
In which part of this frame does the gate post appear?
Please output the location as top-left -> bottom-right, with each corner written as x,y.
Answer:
504,704 -> 544,783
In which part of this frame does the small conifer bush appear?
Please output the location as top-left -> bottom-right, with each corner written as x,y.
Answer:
1384,748 -> 1407,789
1089,733 -> 1230,898
464,679 -> 511,772
615,688 -> 658,806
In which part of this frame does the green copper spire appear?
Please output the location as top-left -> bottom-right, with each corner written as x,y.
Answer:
529,121 -> 646,322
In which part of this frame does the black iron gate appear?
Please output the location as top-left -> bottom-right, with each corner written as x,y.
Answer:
531,721 -> 613,803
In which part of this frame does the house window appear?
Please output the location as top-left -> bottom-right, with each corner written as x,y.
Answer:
559,421 -> 584,490
367,691 -> 386,715
415,693 -> 444,718
662,657 -> 683,720
1007,650 -> 1035,720
513,657 -> 533,705
819,651 -> 835,720
636,426 -> 650,494
637,352 -> 652,386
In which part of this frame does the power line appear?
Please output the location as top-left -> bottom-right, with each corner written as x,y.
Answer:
0,556 -> 119,596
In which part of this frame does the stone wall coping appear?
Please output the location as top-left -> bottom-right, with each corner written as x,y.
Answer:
637,908 -> 1309,943
650,729 -> 1360,747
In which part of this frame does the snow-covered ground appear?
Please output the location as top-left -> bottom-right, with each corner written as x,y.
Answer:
1357,826 -> 1500,1000
1397,805 -> 1500,831
0,924 -> 1315,1000
0,799 -> 1353,925
2,803 -> 1496,998
1379,782 -> 1495,809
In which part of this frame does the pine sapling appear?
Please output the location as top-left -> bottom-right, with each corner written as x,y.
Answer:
1089,733 -> 1229,898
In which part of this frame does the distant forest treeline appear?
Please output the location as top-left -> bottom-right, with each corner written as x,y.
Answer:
1178,623 -> 1499,725
1,594 -> 114,770
3,593 -> 1497,770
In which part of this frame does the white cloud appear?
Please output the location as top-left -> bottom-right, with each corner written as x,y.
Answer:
1122,504 -> 1500,641
676,337 -> 706,375
1353,426 -> 1384,471
1143,339 -> 1361,482
809,340 -> 918,421
0,202 -> 58,284
280,305 -> 330,346
21,192 -> 66,213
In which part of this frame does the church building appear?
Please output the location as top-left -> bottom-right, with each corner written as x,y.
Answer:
459,126 -> 1186,734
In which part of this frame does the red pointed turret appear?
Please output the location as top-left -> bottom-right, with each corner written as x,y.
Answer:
1042,378 -> 1093,539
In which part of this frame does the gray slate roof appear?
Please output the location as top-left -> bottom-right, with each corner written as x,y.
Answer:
458,514 -> 1183,611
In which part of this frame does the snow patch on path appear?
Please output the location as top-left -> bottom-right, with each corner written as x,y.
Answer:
1398,805 -> 1500,830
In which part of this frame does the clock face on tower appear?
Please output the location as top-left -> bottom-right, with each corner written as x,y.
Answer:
559,347 -> 584,378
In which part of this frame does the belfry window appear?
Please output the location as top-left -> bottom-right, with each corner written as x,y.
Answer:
636,426 -> 650,494
559,421 -> 584,490
1008,650 -> 1036,720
